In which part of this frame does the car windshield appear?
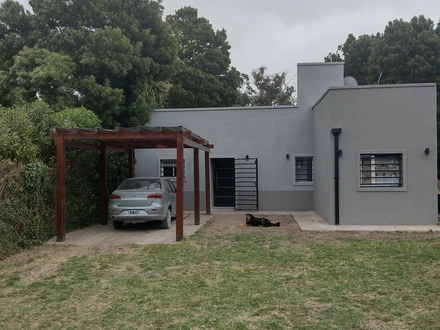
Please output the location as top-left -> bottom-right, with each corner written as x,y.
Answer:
119,179 -> 162,190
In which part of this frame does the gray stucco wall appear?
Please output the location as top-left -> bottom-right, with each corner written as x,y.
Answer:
297,62 -> 345,108
313,84 -> 437,225
136,106 -> 314,211
134,62 -> 345,211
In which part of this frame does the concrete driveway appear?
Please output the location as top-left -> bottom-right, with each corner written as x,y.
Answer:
47,213 -> 214,246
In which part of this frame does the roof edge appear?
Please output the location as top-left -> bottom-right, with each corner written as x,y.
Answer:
312,83 -> 437,109
154,104 -> 298,112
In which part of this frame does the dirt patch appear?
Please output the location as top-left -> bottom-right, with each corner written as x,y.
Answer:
200,213 -> 299,237
200,213 -> 440,243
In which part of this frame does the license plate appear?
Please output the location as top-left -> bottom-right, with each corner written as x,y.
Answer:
128,211 -> 140,215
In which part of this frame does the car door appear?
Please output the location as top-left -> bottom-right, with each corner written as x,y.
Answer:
164,179 -> 177,217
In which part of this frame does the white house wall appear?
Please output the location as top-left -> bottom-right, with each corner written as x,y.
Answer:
313,84 -> 437,225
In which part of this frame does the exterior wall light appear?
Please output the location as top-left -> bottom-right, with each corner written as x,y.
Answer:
425,148 -> 430,155
286,154 -> 290,159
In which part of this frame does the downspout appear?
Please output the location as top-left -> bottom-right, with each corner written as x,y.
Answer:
331,128 -> 342,225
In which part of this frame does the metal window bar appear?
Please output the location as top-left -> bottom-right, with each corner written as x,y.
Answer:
160,160 -> 185,178
360,154 -> 403,187
295,157 -> 313,182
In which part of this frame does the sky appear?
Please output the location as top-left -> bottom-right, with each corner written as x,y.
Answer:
13,0 -> 440,78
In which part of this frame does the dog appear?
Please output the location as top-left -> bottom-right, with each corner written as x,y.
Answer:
245,213 -> 280,227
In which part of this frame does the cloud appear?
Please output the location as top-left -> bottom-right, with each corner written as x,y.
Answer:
12,0 -> 440,77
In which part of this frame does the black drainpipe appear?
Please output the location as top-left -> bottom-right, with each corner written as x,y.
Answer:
331,128 -> 342,225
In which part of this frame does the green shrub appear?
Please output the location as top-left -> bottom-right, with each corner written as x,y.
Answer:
0,160 -> 56,260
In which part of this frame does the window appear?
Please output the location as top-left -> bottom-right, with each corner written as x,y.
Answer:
295,156 -> 313,183
160,159 -> 185,178
360,153 -> 403,188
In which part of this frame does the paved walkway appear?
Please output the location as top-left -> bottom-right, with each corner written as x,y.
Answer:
47,211 -> 440,246
292,211 -> 440,232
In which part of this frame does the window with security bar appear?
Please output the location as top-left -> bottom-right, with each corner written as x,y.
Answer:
160,159 -> 185,178
295,156 -> 313,183
360,153 -> 403,188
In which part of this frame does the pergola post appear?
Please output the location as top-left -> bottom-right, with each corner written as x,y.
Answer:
128,147 -> 134,178
193,149 -> 200,225
176,134 -> 184,241
55,136 -> 66,242
204,151 -> 211,215
100,145 -> 108,225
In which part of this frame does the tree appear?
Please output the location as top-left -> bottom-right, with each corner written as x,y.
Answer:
341,34 -> 377,85
166,6 -> 240,108
0,0 -> 179,128
237,67 -> 296,106
324,45 -> 343,63
366,16 -> 440,85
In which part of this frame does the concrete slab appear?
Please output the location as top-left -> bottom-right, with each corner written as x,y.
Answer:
293,211 -> 440,232
47,213 -> 214,246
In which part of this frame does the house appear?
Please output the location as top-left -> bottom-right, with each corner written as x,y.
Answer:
135,62 -> 438,226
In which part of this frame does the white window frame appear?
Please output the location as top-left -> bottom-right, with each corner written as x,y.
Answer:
159,159 -> 185,180
357,150 -> 407,192
293,154 -> 314,186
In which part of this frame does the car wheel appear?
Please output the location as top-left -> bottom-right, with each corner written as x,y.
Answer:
161,208 -> 171,229
113,220 -> 123,229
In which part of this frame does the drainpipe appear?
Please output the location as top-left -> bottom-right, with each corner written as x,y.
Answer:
331,128 -> 342,225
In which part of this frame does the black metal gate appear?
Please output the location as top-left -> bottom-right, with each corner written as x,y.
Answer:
234,158 -> 258,210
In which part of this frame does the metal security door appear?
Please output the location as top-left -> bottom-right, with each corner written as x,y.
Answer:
234,158 -> 258,210
212,158 -> 235,207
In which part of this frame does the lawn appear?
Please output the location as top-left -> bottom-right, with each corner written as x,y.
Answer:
0,214 -> 439,329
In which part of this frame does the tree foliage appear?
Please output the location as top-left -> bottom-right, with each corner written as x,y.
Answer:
366,16 -> 440,85
237,66 -> 296,106
165,6 -> 240,108
0,0 -> 179,127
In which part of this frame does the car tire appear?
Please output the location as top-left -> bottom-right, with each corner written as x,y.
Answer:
161,208 -> 171,229
113,220 -> 123,230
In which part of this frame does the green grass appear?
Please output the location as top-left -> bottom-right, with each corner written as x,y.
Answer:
0,224 -> 439,329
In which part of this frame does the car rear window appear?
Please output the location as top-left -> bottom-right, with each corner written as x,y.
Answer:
119,180 -> 162,190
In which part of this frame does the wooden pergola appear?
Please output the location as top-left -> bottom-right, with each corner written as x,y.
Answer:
51,126 -> 213,242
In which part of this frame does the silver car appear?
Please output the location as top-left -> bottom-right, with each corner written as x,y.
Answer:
108,177 -> 177,230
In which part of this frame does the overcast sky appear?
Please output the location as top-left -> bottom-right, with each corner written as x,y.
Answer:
13,0 -> 440,78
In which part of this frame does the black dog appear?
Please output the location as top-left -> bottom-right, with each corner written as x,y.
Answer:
245,213 -> 280,227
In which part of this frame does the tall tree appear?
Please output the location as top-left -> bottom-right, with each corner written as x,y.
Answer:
0,0 -> 179,128
166,6 -> 240,108
366,16 -> 440,85
237,67 -> 296,106
342,34 -> 377,85
324,45 -> 343,63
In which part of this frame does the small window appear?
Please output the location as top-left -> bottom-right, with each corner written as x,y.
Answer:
360,153 -> 403,188
295,156 -> 313,183
160,159 -> 185,178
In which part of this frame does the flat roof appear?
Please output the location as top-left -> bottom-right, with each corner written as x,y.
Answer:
312,83 -> 437,109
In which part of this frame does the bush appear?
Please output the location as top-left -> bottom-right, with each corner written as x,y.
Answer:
0,160 -> 56,260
